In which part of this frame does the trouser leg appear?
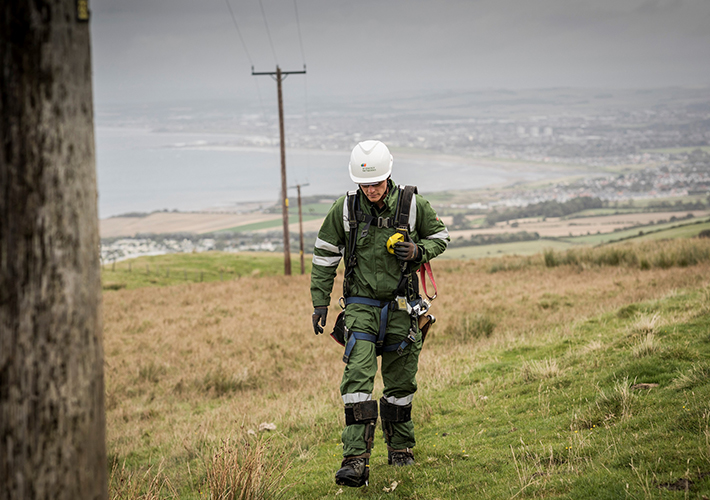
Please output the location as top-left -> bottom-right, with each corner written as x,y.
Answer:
340,338 -> 377,457
380,328 -> 422,451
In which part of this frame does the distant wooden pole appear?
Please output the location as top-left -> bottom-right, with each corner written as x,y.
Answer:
289,183 -> 310,275
297,185 -> 305,274
252,65 -> 306,276
276,66 -> 291,276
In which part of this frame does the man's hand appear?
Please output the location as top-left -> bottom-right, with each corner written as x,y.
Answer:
312,307 -> 328,335
393,241 -> 421,262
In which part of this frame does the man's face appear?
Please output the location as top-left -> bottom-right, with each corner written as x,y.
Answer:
360,179 -> 388,204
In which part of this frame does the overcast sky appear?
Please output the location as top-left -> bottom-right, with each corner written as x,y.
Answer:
91,0 -> 710,106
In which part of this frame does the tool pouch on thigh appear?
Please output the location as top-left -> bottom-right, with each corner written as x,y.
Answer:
345,400 -> 378,453
330,311 -> 346,346
418,314 -> 436,344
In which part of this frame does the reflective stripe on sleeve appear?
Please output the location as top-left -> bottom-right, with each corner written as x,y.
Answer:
342,392 -> 372,404
312,254 -> 342,267
315,237 -> 343,255
426,229 -> 450,241
384,393 -> 414,406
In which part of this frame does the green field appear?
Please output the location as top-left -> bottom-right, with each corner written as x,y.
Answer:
634,220 -> 710,241
441,239 -> 576,260
565,208 -> 645,218
561,218 -> 710,245
216,214 -> 323,233
100,251 -> 311,290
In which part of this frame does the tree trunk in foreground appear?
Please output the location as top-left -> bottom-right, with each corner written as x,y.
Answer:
0,1 -> 106,499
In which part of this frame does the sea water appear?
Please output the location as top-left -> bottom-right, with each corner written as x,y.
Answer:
95,127 -> 562,218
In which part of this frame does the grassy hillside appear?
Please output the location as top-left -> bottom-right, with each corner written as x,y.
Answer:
103,239 -> 710,499
100,251 -> 311,290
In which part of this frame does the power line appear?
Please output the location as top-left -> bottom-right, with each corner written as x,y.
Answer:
290,0 -> 311,186
293,0 -> 306,66
299,69 -> 312,185
222,0 -> 268,120
258,0 -> 279,65
223,0 -> 253,66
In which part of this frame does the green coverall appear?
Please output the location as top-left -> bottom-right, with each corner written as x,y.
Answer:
310,179 -> 449,457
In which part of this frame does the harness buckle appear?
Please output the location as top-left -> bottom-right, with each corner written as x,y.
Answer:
397,330 -> 418,356
394,296 -> 413,314
377,217 -> 386,228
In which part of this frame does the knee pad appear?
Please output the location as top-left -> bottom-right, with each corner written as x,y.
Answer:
344,400 -> 378,453
379,397 -> 412,423
344,400 -> 378,426
379,397 -> 412,445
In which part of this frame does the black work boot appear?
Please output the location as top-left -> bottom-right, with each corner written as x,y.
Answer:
388,448 -> 415,466
335,456 -> 369,487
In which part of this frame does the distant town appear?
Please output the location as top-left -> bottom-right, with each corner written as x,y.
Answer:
99,87 -> 710,263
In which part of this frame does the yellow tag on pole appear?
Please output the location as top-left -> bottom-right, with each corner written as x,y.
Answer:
77,0 -> 89,21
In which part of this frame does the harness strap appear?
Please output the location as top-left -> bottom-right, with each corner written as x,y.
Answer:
343,296 -> 390,349
342,295 -> 419,363
344,297 -> 388,307
344,331 -> 415,362
357,213 -> 395,238
343,331 -> 377,363
394,185 -> 418,230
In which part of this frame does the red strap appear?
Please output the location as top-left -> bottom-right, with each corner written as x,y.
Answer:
419,262 -> 437,301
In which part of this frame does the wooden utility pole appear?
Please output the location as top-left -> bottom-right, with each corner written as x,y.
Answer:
290,183 -> 310,275
252,65 -> 306,276
0,1 -> 106,499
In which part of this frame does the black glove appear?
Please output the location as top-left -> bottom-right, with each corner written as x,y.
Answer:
393,241 -> 421,262
312,307 -> 328,335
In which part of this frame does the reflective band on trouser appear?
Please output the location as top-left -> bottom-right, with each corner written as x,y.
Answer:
384,393 -> 414,406
342,392 -> 372,405
312,254 -> 342,267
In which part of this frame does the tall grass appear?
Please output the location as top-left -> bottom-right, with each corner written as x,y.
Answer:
206,438 -> 290,500
109,459 -> 178,500
543,238 -> 710,269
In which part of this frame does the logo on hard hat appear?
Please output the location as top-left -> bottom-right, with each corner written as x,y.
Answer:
361,163 -> 366,167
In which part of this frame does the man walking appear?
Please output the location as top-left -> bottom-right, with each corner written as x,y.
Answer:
310,140 -> 449,487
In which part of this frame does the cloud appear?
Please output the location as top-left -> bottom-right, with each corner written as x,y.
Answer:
90,0 -> 710,104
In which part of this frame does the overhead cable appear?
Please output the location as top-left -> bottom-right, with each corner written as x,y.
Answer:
258,0 -> 279,65
293,0 -> 307,66
223,0 -> 253,66
223,0 -> 268,121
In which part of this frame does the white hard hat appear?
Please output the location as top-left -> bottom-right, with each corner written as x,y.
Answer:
348,140 -> 393,184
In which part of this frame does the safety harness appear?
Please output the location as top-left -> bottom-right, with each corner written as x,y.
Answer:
333,185 -> 431,363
